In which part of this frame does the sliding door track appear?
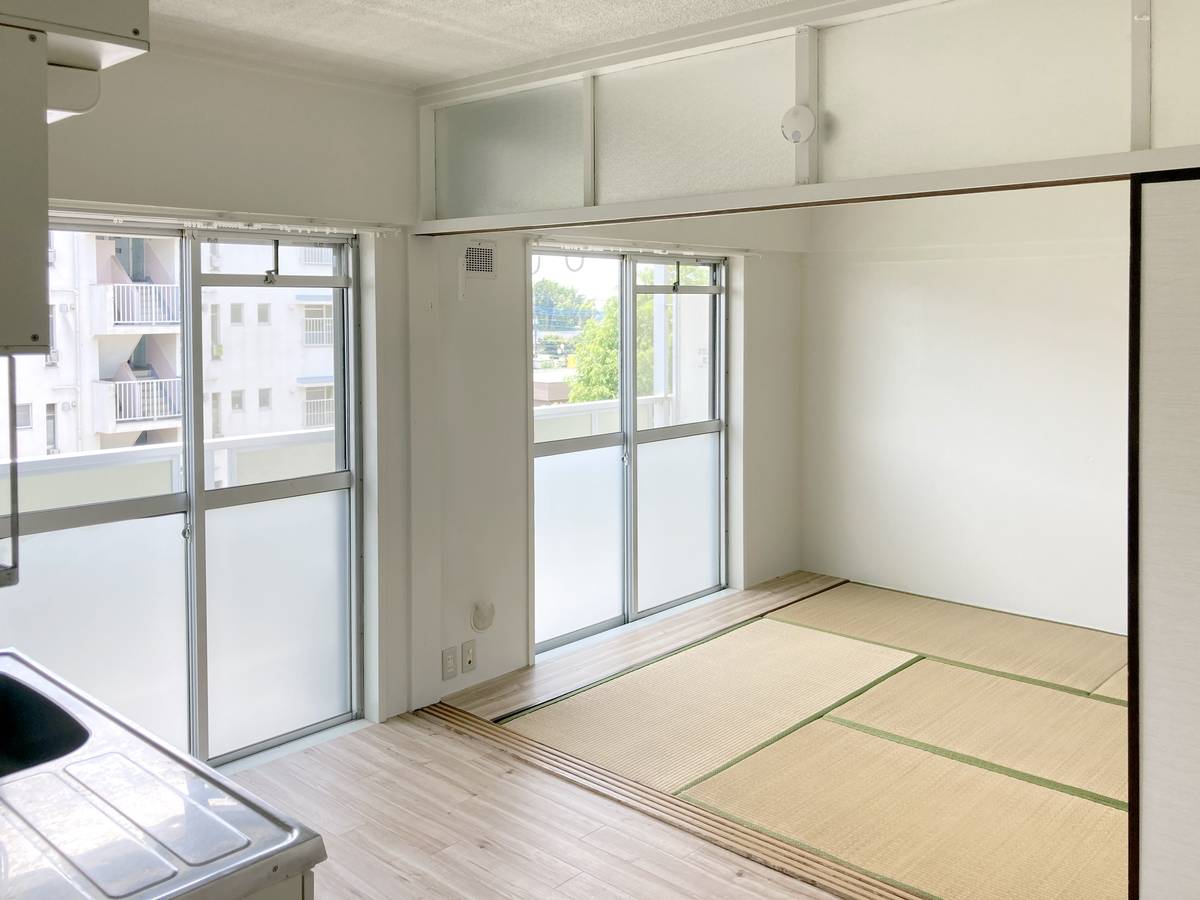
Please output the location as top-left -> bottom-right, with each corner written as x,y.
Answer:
417,702 -> 922,900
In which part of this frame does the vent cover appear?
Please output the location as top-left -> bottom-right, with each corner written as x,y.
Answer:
464,241 -> 496,279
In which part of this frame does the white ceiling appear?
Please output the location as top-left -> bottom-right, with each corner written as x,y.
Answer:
150,0 -> 791,90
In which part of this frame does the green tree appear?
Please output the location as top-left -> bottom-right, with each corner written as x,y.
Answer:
568,297 -> 620,401
533,278 -> 594,331
565,262 -> 708,403
568,295 -> 671,402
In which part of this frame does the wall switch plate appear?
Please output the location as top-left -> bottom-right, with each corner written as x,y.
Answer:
441,646 -> 457,681
461,640 -> 476,673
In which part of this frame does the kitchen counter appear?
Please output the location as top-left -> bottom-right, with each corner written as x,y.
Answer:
0,649 -> 326,899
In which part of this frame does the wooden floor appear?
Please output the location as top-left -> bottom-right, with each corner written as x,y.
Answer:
235,713 -> 839,899
445,570 -> 844,721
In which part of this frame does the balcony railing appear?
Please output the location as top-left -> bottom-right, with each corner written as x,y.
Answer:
304,397 -> 335,428
303,317 -> 334,346
531,394 -> 671,442
113,378 -> 183,423
111,284 -> 181,326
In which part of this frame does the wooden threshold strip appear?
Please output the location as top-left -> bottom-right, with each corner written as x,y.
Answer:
417,702 -> 923,900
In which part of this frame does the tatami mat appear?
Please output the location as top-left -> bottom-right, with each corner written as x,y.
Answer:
830,659 -> 1128,804
505,619 -> 915,793
768,583 -> 1126,692
684,720 -> 1127,900
1093,666 -> 1129,702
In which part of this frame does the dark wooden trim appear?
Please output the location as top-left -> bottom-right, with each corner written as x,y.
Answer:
1128,172 -> 1143,900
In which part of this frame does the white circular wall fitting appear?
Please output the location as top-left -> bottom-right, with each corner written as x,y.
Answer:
780,105 -> 816,144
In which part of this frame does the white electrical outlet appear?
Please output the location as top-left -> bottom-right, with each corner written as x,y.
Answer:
461,640 -> 476,673
441,646 -> 457,681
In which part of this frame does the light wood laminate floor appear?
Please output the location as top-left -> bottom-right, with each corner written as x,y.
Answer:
445,570 -> 844,721
235,713 -> 838,899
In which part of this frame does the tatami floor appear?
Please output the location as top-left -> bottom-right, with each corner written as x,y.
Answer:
502,582 -> 1129,900
233,572 -> 1128,899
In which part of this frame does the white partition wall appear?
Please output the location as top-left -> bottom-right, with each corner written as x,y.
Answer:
818,0 -> 1130,181
1137,173 -> 1200,896
796,183 -> 1129,633
1151,0 -> 1200,149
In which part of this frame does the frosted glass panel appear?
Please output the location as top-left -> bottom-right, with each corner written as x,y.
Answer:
206,491 -> 350,756
820,0 -> 1128,181
595,38 -> 795,204
1152,0 -> 1200,148
0,516 -> 188,748
637,434 -> 720,612
535,447 -> 624,645
436,83 -> 583,218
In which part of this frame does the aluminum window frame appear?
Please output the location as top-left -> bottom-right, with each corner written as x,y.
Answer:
0,220 -> 363,766
190,229 -> 362,764
529,247 -> 727,652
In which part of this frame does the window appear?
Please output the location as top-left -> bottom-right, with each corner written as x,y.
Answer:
531,250 -> 726,650
197,237 -> 354,761
45,307 -> 58,366
303,303 -> 334,347
0,228 -> 359,767
210,303 -> 221,359
531,254 -> 621,443
304,385 -> 335,428
211,392 -> 222,438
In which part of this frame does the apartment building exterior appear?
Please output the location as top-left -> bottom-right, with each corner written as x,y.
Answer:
9,232 -> 337,507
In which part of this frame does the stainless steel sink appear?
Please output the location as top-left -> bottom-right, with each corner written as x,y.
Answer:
0,649 -> 326,899
0,673 -> 89,778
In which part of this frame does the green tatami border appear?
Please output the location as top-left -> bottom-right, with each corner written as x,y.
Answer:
678,792 -> 944,900
498,617 -> 760,724
823,715 -> 1128,811
497,580 -> 851,724
671,654 -> 923,795
766,615 -> 1129,706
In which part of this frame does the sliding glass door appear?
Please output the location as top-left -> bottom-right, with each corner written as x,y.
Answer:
531,249 -> 725,651
0,226 -> 360,765
191,236 -> 358,762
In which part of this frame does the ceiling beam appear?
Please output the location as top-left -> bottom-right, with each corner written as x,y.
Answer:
412,144 -> 1200,236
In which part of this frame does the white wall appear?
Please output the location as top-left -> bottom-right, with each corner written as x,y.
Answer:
728,251 -> 810,588
359,232 -> 410,721
1151,0 -> 1200,149
819,0 -> 1130,182
49,45 -> 419,224
796,182 -> 1129,633
408,233 -> 531,706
